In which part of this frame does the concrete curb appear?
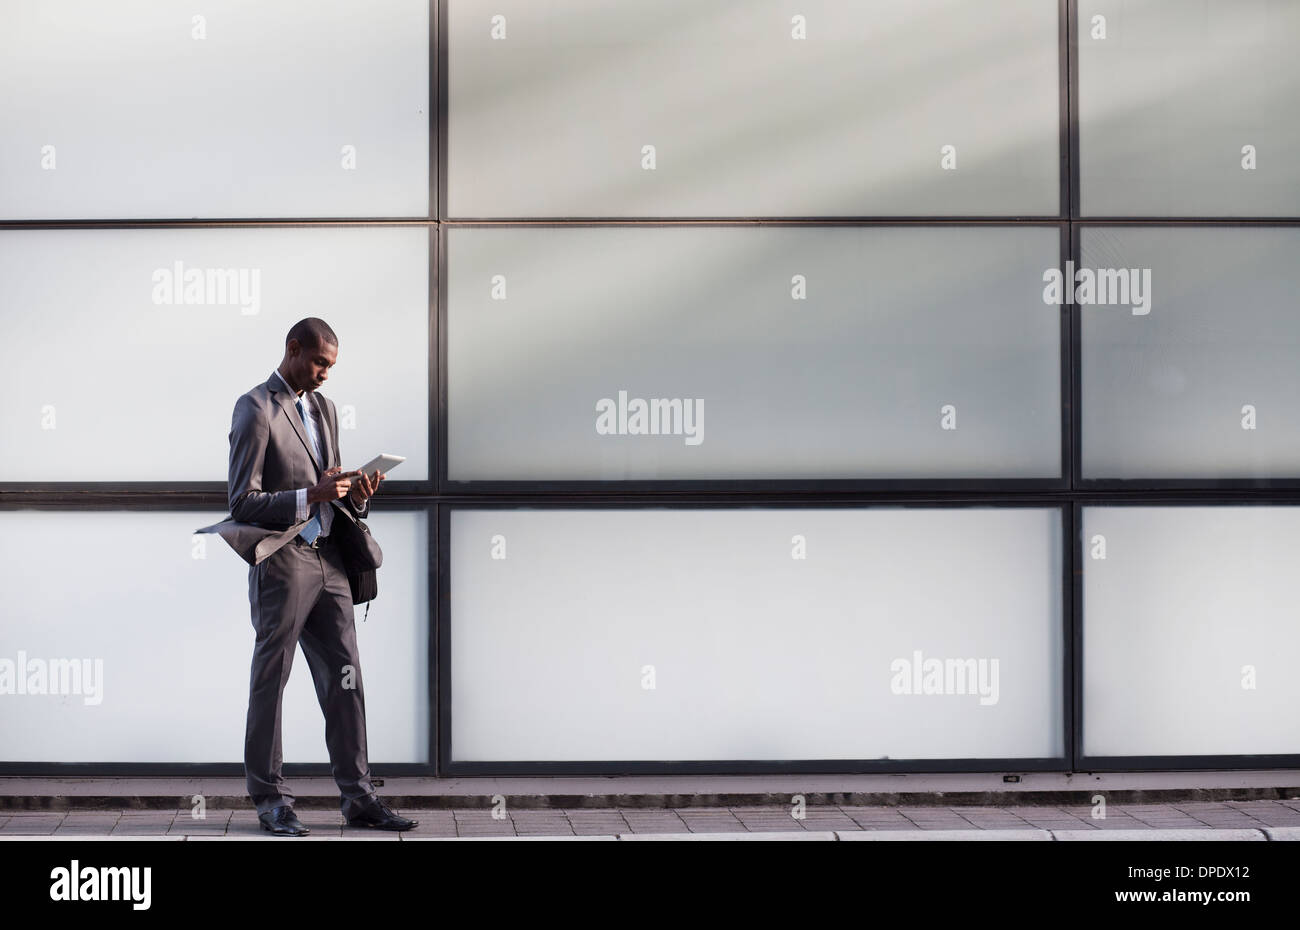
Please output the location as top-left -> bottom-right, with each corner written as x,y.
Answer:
401,835 -> 616,841
836,829 -> 1052,841
619,830 -> 837,841
0,835 -> 188,841
1048,829 -> 1266,841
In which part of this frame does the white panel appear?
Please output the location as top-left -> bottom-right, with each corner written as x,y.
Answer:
0,510 -> 429,763
451,507 -> 1063,761
0,0 -> 429,219
0,226 -> 429,481
1083,505 -> 1300,757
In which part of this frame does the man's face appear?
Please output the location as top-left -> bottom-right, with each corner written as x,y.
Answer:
288,339 -> 337,392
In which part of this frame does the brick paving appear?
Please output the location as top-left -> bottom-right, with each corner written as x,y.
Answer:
1,800 -> 1298,838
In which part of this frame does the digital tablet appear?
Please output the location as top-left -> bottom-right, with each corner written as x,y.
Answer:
356,453 -> 405,479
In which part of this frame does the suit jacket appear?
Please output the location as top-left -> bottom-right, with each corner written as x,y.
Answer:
196,370 -> 372,566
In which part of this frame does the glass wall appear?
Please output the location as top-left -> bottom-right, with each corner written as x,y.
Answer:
1,0 -> 1297,772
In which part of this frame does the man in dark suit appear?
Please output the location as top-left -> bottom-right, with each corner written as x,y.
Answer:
224,317 -> 416,835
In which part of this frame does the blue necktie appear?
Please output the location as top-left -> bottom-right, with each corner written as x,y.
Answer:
295,396 -> 329,543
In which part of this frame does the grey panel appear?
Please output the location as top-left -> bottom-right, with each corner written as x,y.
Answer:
447,225 -> 1062,480
447,0 -> 1059,217
1078,0 -> 1300,216
1080,226 -> 1300,480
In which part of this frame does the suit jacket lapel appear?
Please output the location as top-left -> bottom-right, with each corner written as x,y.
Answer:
268,371 -> 323,477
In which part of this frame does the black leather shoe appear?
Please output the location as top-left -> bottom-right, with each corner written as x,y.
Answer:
258,805 -> 311,836
344,796 -> 418,831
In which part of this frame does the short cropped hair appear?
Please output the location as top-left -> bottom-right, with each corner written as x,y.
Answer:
285,318 -> 338,354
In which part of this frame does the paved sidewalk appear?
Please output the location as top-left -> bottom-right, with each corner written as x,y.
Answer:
3,800 -> 1299,840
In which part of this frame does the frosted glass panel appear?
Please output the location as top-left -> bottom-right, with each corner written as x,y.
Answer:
1078,0 -> 1300,216
1081,505 -> 1300,757
0,509 -> 429,763
0,226 -> 429,481
447,0 -> 1060,217
1080,226 -> 1300,480
450,506 -> 1064,762
448,225 -> 1062,480
0,0 -> 429,219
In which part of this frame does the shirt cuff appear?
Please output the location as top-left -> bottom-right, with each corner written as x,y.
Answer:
296,487 -> 308,522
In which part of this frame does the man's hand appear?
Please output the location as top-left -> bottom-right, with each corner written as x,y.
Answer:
307,467 -> 358,505
347,469 -> 386,509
